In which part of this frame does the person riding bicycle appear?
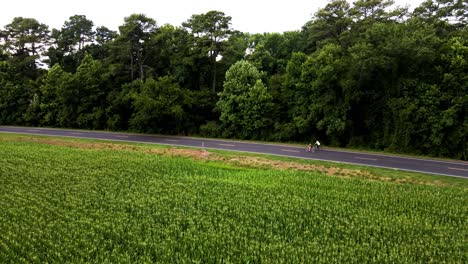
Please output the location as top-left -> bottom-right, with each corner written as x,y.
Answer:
314,140 -> 321,150
307,143 -> 312,152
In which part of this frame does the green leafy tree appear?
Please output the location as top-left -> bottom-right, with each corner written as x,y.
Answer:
0,60 -> 30,124
1,17 -> 49,77
413,0 -> 467,29
268,52 -> 309,141
115,14 -> 158,81
303,44 -> 349,145
302,0 -> 352,52
432,37 -> 468,158
39,55 -> 106,128
62,15 -> 95,52
0,17 -> 48,125
39,64 -> 61,126
86,26 -> 118,61
217,60 -> 273,139
349,0 -> 407,39
74,54 -> 108,129
246,31 -> 303,75
183,10 -> 233,92
46,15 -> 95,72
129,76 -> 187,133
105,81 -> 138,131
346,22 -> 403,146
38,64 -> 75,127
350,0 -> 398,22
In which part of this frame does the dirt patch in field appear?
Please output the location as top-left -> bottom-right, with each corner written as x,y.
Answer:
147,147 -> 212,159
219,155 -> 375,179
13,136 -> 450,186
16,136 -> 148,152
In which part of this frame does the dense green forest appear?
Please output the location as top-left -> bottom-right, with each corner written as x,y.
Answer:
0,0 -> 466,159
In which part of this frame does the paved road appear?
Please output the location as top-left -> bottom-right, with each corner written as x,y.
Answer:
1,126 -> 467,178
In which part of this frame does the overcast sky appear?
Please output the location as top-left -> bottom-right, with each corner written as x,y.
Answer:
0,0 -> 425,33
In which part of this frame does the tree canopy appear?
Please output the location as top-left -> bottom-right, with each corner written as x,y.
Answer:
0,2 -> 466,160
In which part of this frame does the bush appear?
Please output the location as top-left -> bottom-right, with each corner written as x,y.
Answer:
199,121 -> 221,138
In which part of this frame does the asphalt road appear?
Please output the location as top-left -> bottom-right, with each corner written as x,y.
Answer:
1,126 -> 467,178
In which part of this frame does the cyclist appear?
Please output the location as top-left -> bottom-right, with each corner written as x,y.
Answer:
314,140 -> 321,151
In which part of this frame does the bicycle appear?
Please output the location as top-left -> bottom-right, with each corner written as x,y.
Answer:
306,144 -> 320,153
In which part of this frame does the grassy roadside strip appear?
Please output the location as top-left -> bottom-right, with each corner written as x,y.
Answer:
1,133 -> 466,189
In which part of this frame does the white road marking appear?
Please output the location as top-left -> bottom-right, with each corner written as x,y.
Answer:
355,157 -> 378,161
218,143 -> 235,147
115,135 -> 129,138
281,149 -> 300,153
27,129 -> 40,132
448,167 -> 468,172
70,132 -> 83,135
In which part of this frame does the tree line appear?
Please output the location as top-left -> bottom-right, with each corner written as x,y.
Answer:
0,0 -> 466,160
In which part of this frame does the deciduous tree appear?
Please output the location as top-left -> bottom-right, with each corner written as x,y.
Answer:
217,60 -> 273,139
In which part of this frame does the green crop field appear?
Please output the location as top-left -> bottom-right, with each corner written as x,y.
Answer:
0,133 -> 467,263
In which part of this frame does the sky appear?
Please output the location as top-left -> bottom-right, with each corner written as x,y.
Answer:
0,0 -> 425,34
